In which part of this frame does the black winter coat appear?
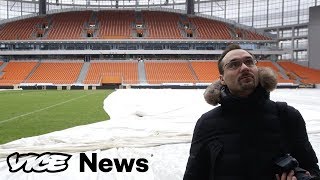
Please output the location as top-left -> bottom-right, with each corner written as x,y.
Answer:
184,85 -> 320,180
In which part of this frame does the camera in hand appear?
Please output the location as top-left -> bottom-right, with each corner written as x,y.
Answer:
275,154 -> 320,180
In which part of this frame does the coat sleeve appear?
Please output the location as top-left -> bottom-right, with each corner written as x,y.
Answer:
286,106 -> 320,177
183,115 -> 211,180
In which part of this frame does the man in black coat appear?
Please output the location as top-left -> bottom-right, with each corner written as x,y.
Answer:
183,44 -> 320,180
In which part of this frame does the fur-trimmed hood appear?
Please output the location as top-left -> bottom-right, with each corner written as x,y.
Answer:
204,67 -> 277,106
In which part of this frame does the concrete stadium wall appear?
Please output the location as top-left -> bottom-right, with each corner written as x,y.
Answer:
308,6 -> 320,70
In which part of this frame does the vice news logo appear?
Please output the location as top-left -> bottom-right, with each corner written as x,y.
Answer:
7,152 -> 71,173
7,152 -> 149,173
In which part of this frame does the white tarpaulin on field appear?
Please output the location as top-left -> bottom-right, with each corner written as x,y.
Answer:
0,88 -> 319,180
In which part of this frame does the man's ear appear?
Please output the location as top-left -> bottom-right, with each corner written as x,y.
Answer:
219,75 -> 226,85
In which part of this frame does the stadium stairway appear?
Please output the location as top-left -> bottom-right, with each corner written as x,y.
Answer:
76,61 -> 90,84
138,60 -> 147,84
23,61 -> 41,83
288,72 -> 302,84
0,62 -> 8,77
0,61 -> 8,72
187,60 -> 200,82
276,61 -> 302,84
272,61 -> 290,79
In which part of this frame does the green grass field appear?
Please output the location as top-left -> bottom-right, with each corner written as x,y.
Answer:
0,90 -> 113,145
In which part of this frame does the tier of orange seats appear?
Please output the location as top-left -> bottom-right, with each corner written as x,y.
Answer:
0,61 -> 37,85
97,11 -> 135,39
0,17 -> 45,40
0,60 -> 318,85
144,61 -> 197,84
142,11 -> 182,39
234,27 -> 272,40
26,62 -> 83,84
84,61 -> 138,84
278,61 -> 320,84
190,61 -> 220,83
189,17 -> 232,39
46,11 -> 91,39
257,61 -> 295,83
0,11 -> 270,40
245,30 -> 272,40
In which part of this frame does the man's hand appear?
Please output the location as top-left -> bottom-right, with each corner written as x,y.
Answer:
276,170 -> 296,180
276,170 -> 311,180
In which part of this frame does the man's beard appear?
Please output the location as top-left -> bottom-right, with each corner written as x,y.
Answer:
238,72 -> 257,90
240,81 -> 256,90
239,77 -> 256,91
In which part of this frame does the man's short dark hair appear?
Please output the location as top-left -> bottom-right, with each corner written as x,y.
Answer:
217,44 -> 242,75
